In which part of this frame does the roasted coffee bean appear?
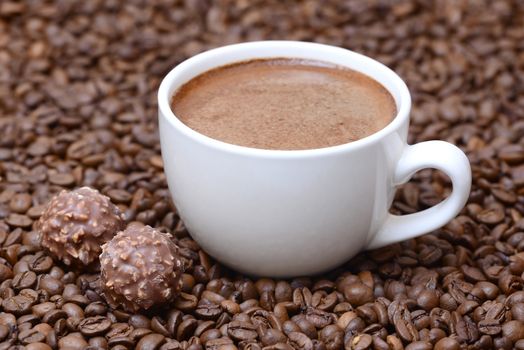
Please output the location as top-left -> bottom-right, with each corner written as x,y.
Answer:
454,313 -> 479,343
250,310 -> 270,330
205,336 -> 233,349
58,332 -> 88,350
0,341 -> 15,350
130,314 -> 152,329
356,305 -> 377,325
106,323 -> 133,339
0,325 -> 9,342
200,328 -> 221,345
108,335 -> 135,348
29,253 -> 53,273
222,300 -> 241,315
385,335 -> 403,350
18,314 -> 39,326
195,302 -> 223,320
336,311 -> 357,330
405,341 -> 432,350
12,271 -> 37,291
456,300 -> 478,316
19,289 -> 38,303
42,309 -> 67,325
216,313 -> 232,329
4,228 -> 22,246
45,329 -> 57,349
228,320 -> 258,341
416,290 -> 439,311
428,328 -> 446,344
136,333 -> 166,350
434,337 -> 460,350
282,320 -> 301,336
318,325 -> 343,350
67,294 -> 89,307
78,316 -> 111,336
66,316 -> 82,332
62,302 -> 84,319
411,310 -> 430,330
347,334 -> 372,350
9,194 -> 32,214
304,307 -> 334,328
259,328 -> 287,346
470,334 -> 492,349
88,336 -> 108,349
343,283 -> 373,307
346,317 -> 366,336
494,336 -> 513,350
389,302 -> 418,342
264,342 -> 294,350
164,339 -> 186,350
293,316 -> 317,339
2,295 -> 33,315
25,343 -> 52,350
167,310 -> 183,336
502,320 -> 524,343
31,302 -> 55,318
109,345 -> 130,350
18,328 -> 45,344
512,303 -> 524,321
293,287 -> 313,309
6,213 -> 33,228
275,282 -> 293,303
260,291 -> 276,311
478,318 -> 502,335
173,293 -> 198,312
0,265 -> 13,282
314,292 -> 337,312
85,302 -> 107,317
151,316 -> 171,337
177,318 -> 198,341
62,284 -> 81,299
371,336 -> 388,350
38,275 -> 63,295
130,328 -> 153,342
54,318 -> 67,336
33,324 -> 52,338
255,279 -> 275,295
288,332 -> 313,350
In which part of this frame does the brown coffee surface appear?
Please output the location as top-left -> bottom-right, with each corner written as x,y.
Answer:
171,59 -> 396,150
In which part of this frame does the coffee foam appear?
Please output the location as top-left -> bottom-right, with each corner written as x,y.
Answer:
171,58 -> 396,150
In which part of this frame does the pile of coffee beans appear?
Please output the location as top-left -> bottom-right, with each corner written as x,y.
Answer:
0,0 -> 523,349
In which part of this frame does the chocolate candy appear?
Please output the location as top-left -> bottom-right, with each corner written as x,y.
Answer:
100,224 -> 184,312
38,187 -> 125,267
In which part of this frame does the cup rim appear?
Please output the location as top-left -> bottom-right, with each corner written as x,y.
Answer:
158,40 -> 411,158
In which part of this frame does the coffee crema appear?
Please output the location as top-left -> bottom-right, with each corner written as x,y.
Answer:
171,58 -> 397,150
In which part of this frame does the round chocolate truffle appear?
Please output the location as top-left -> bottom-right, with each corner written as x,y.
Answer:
100,224 -> 184,312
38,187 -> 125,267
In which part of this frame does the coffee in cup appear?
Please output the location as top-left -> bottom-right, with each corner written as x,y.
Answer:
171,58 -> 396,150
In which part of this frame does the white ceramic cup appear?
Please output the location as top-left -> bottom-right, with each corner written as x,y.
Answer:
158,41 -> 471,277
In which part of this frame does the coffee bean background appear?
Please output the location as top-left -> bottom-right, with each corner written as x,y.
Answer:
0,1 -> 523,349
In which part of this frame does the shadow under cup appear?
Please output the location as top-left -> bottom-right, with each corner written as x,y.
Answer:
158,41 -> 469,277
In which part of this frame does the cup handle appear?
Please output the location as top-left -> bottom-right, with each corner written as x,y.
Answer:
366,141 -> 471,250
